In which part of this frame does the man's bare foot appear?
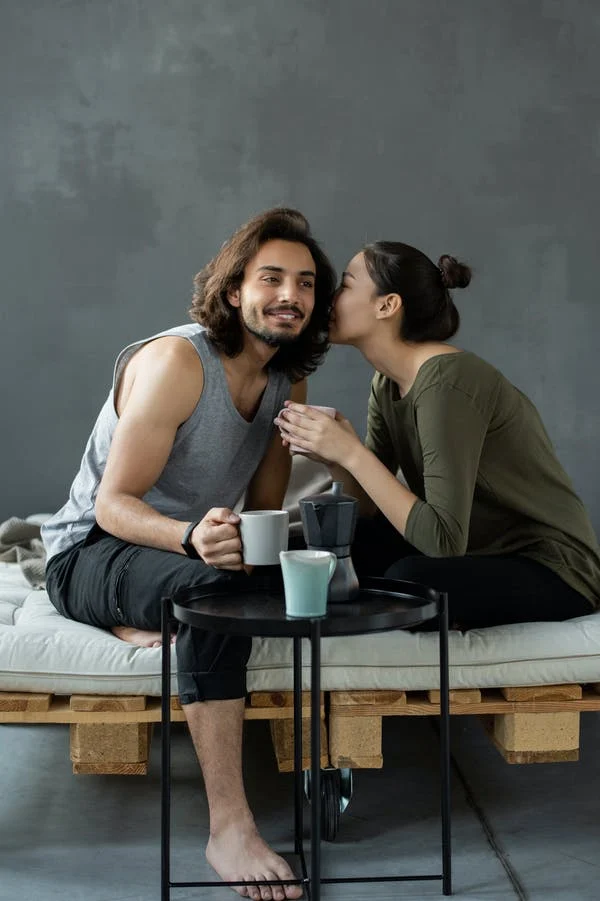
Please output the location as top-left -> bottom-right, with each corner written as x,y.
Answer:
112,626 -> 176,649
206,821 -> 303,901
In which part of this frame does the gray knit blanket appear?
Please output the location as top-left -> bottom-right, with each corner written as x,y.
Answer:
0,518 -> 46,588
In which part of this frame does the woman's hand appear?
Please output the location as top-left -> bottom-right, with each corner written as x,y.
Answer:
274,402 -> 362,466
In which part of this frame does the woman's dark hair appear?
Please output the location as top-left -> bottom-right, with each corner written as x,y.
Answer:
362,242 -> 472,342
190,208 -> 337,382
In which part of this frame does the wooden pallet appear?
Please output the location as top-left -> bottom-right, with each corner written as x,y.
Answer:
328,684 -> 600,766
249,691 -> 328,773
0,690 -> 328,775
4,683 -> 600,773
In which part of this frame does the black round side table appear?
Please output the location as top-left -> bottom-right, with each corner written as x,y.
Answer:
160,576 -> 451,900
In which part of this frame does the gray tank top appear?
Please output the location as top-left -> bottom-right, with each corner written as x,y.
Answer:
42,324 -> 291,561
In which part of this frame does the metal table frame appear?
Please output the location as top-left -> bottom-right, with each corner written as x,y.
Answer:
160,584 -> 451,899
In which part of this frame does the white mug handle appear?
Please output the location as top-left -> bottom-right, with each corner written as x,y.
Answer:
327,553 -> 337,582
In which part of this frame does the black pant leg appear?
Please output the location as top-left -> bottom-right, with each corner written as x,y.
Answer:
384,553 -> 593,629
45,531 -> 275,703
120,542 -> 282,703
351,513 -> 419,579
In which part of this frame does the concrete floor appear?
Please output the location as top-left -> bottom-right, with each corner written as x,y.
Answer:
2,712 -> 599,901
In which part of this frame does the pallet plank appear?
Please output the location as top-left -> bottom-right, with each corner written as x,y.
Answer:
2,687 -> 600,725
330,690 -> 406,707
330,714 -> 383,769
428,688 -> 481,705
73,762 -> 148,775
496,748 -> 579,764
494,711 -> 580,752
269,718 -> 328,772
0,692 -> 52,712
326,687 -> 600,717
250,691 -> 324,708
70,723 -> 151,764
489,710 -> 580,765
70,695 -> 147,712
501,684 -> 582,702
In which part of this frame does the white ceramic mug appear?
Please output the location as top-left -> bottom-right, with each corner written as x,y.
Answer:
279,549 -> 337,618
239,510 -> 289,565
281,404 -> 336,454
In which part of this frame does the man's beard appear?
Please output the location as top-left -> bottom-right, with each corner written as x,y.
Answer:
242,306 -> 306,347
244,319 -> 303,347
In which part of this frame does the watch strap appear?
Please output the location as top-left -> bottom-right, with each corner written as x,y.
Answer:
181,520 -> 201,559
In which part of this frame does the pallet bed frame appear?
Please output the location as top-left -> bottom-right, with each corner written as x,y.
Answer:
2,682 -> 600,774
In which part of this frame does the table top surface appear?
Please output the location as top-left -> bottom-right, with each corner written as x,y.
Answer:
170,577 -> 440,637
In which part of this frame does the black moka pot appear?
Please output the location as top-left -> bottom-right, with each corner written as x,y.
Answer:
299,481 -> 360,603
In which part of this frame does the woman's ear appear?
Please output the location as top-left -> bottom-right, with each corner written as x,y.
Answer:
375,293 -> 402,319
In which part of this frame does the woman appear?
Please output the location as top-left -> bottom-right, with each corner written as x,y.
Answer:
275,242 -> 600,628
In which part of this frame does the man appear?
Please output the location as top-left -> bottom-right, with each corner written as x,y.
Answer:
42,208 -> 336,901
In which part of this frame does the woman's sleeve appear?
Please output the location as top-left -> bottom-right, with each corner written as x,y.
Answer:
365,380 -> 397,473
405,384 -> 488,556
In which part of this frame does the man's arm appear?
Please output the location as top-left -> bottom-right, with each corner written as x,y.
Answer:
95,338 -> 244,569
243,380 -> 307,511
96,338 -> 244,567
95,337 -> 205,553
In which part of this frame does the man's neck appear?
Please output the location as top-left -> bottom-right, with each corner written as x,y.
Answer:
220,331 -> 279,381
218,335 -> 278,422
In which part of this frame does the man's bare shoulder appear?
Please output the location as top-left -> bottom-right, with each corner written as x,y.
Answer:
118,335 -> 204,422
132,334 -> 202,368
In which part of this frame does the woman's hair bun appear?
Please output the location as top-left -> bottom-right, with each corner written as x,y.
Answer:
438,254 -> 471,290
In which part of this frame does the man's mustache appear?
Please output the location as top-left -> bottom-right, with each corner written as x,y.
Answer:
264,304 -> 303,316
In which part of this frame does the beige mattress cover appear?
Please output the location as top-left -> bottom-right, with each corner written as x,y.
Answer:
2,561 -> 600,696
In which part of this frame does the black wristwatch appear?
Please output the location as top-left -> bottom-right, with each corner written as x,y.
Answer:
181,520 -> 201,559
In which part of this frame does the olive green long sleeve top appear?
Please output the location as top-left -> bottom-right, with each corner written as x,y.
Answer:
366,351 -> 600,607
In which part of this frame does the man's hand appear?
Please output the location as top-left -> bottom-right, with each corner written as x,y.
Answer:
191,508 -> 243,570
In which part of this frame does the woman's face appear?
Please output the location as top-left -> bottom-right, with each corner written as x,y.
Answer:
329,251 -> 379,345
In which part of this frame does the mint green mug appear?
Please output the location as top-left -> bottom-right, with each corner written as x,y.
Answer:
279,550 -> 337,618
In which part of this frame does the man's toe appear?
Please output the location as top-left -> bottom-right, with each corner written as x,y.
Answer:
264,870 -> 283,900
245,876 -> 261,901
255,874 -> 272,901
274,864 -> 301,900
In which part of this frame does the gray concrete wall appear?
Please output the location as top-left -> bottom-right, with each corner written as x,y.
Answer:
1,0 -> 599,528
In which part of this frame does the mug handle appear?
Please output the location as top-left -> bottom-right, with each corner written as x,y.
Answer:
327,553 -> 337,582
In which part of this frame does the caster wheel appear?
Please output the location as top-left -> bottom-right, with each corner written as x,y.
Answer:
321,769 -> 341,842
304,768 -> 353,842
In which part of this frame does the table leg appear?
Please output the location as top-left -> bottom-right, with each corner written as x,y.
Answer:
293,636 -> 303,857
310,619 -> 321,901
438,591 -> 452,895
161,598 -> 172,901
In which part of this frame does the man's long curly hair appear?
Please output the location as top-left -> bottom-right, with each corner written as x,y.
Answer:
189,208 -> 336,383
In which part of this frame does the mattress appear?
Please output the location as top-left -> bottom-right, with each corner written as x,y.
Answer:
2,560 -> 600,696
